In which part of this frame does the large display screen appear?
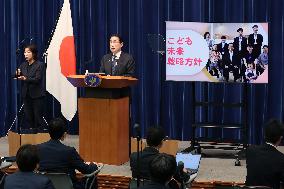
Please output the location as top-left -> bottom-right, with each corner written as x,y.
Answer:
166,22 -> 268,83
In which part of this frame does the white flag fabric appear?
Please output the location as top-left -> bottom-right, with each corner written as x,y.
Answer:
46,0 -> 77,121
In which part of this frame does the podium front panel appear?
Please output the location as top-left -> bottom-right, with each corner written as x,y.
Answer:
78,97 -> 129,165
84,87 -> 130,99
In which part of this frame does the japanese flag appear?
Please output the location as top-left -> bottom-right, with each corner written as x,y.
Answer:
46,0 -> 77,121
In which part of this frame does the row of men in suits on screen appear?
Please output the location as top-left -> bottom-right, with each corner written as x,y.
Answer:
204,25 -> 268,83
205,25 -> 264,59
206,44 -> 268,83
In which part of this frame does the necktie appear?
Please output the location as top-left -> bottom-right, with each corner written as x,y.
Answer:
111,55 -> 117,76
254,34 -> 257,44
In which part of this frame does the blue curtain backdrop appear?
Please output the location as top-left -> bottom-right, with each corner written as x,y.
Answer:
0,0 -> 283,144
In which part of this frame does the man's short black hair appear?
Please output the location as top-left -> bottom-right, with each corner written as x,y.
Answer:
252,25 -> 258,28
221,35 -> 226,39
110,34 -> 123,43
263,45 -> 268,48
149,153 -> 177,184
16,144 -> 39,172
237,28 -> 243,32
265,119 -> 284,144
146,127 -> 166,147
48,118 -> 67,140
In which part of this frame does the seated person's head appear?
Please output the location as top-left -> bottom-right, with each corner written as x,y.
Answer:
265,119 -> 284,146
146,127 -> 166,149
149,153 -> 177,185
16,144 -> 39,172
48,118 -> 67,140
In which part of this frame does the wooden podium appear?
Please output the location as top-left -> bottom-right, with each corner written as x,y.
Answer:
67,75 -> 137,165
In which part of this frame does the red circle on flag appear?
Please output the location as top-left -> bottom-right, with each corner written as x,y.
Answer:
59,36 -> 76,77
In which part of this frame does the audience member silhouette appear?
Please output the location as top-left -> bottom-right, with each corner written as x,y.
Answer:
4,144 -> 55,189
246,119 -> 284,189
139,153 -> 177,189
130,127 -> 166,179
37,118 -> 99,189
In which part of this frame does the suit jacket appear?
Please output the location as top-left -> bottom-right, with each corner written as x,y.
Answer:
233,36 -> 247,57
246,144 -> 284,189
4,171 -> 55,189
222,51 -> 241,68
244,52 -> 257,63
217,42 -> 229,55
99,52 -> 135,77
37,140 -> 98,182
248,33 -> 263,46
18,61 -> 46,99
248,33 -> 263,57
130,147 -> 159,180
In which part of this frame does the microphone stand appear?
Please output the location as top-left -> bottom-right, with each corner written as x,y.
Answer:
134,123 -> 141,188
13,38 -> 28,134
5,103 -> 25,136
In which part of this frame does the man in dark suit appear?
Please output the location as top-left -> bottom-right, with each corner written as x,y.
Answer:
4,144 -> 55,189
248,25 -> 263,58
37,118 -> 99,189
217,35 -> 229,55
99,34 -> 135,77
130,127 -> 192,189
233,28 -> 247,58
139,153 -> 177,189
17,44 -> 46,131
246,119 -> 284,189
222,43 -> 241,82
130,127 -> 166,180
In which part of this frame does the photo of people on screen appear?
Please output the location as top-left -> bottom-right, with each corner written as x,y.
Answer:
204,24 -> 268,83
166,22 -> 268,83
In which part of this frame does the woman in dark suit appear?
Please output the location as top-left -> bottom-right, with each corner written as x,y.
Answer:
16,44 -> 46,132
